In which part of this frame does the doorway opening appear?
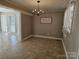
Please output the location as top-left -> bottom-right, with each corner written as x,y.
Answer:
0,6 -> 21,46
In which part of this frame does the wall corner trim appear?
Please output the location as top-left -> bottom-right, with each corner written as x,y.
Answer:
62,40 -> 68,59
23,35 -> 32,41
32,35 -> 62,40
22,35 -> 62,41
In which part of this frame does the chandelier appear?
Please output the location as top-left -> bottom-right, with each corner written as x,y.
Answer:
32,0 -> 44,16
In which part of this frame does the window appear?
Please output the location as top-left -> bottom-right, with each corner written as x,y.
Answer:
63,2 -> 75,35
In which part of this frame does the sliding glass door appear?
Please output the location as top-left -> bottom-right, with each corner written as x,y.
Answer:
0,12 -> 21,42
0,13 -> 17,33
7,14 -> 17,33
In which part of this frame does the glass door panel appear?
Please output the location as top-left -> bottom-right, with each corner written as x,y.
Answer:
0,13 -> 17,33
0,14 -> 1,33
7,15 -> 17,33
1,14 -> 8,33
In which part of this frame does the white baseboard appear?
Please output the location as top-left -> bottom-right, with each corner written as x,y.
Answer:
22,35 -> 62,41
32,35 -> 62,40
62,40 -> 68,59
23,35 -> 32,41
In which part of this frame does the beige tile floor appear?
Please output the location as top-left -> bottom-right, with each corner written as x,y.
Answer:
0,33 -> 66,59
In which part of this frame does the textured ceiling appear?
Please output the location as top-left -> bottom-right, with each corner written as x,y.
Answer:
9,0 -> 69,13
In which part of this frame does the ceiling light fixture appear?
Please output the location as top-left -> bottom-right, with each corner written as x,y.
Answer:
32,0 -> 44,16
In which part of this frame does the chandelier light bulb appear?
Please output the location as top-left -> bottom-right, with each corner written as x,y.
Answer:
32,10 -> 34,13
38,11 -> 40,13
40,10 -> 42,11
35,9 -> 36,11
